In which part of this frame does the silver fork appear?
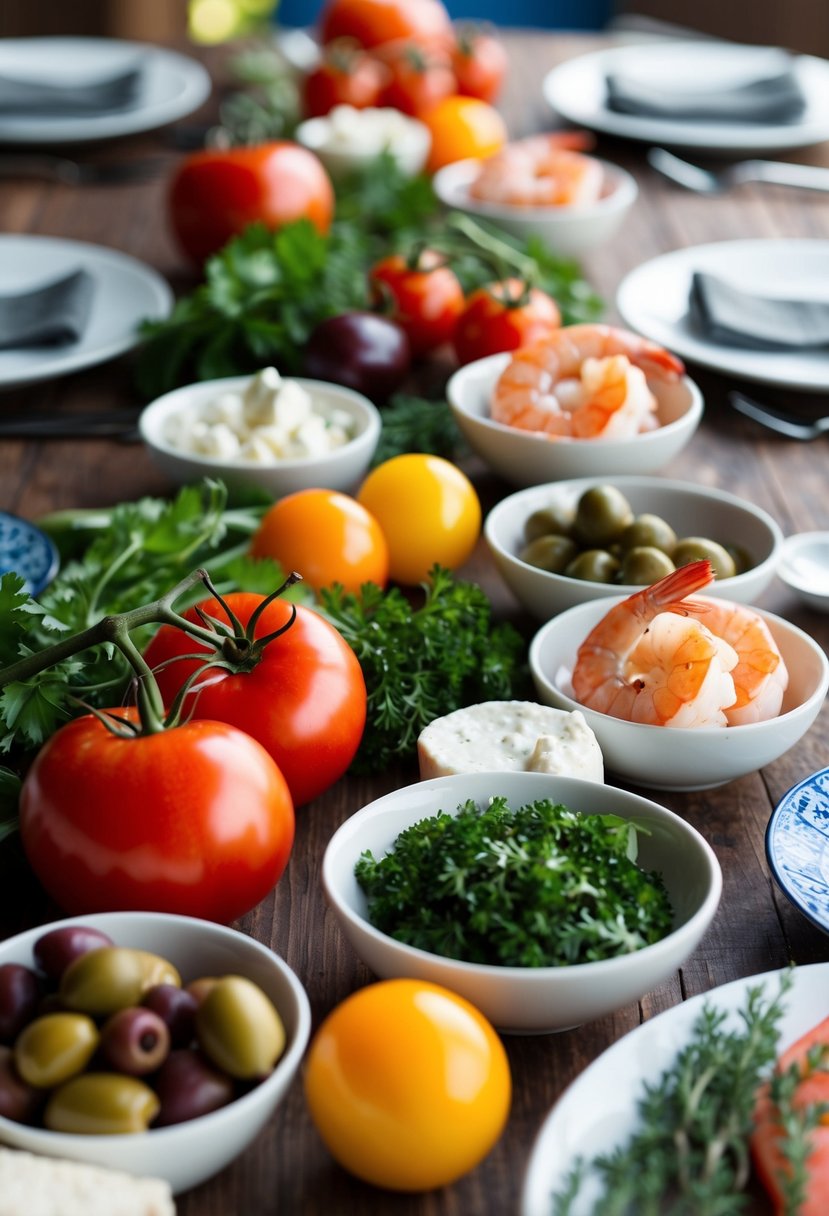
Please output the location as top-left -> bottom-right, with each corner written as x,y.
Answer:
0,154 -> 166,186
730,392 -> 829,440
648,147 -> 829,195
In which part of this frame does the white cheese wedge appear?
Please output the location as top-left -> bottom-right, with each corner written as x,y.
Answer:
0,1146 -> 175,1216
417,701 -> 604,783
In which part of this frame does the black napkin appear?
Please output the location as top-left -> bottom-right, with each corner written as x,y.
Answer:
0,269 -> 95,351
688,271 -> 829,350
0,66 -> 143,116
605,61 -> 806,124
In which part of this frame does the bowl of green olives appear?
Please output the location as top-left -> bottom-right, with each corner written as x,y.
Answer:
485,476 -> 784,619
0,912 -> 311,1194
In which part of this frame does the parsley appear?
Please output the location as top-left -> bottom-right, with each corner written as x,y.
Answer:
355,797 -> 673,967
317,566 -> 527,774
371,394 -> 464,467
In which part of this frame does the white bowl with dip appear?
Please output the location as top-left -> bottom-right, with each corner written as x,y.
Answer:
295,106 -> 431,179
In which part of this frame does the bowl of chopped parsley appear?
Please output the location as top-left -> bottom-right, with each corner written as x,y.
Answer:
322,771 -> 721,1034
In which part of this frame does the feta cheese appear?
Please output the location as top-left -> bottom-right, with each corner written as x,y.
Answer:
0,1146 -> 175,1216
321,105 -> 426,157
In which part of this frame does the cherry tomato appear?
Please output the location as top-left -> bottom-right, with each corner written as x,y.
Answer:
19,717 -> 294,923
144,591 -> 367,808
303,40 -> 388,117
451,26 -> 509,104
357,454 -> 481,585
379,41 -> 456,118
369,249 -> 464,356
319,0 -> 452,51
421,95 -> 507,173
452,278 -> 561,365
168,142 -> 334,265
304,978 -> 510,1190
251,489 -> 389,594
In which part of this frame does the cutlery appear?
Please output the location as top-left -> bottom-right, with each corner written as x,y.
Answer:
0,154 -> 166,186
648,147 -> 829,195
729,392 -> 829,440
0,411 -> 140,441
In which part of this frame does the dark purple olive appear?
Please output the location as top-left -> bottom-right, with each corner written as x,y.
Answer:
153,1049 -> 234,1127
0,1045 -> 41,1124
33,926 -> 114,982
302,312 -> 411,403
99,1007 -> 170,1076
142,984 -> 198,1048
0,964 -> 40,1043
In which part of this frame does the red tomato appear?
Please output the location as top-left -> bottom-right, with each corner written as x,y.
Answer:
168,142 -> 334,265
452,278 -> 561,365
303,40 -> 388,117
19,717 -> 294,923
320,0 -> 452,50
451,27 -> 509,104
144,593 -> 366,807
379,41 -> 456,117
369,249 -> 464,356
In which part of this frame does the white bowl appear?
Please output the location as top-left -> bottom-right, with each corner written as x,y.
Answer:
433,156 -> 638,256
776,531 -> 829,613
0,912 -> 311,1194
322,771 -> 722,1034
485,475 -> 784,619
529,598 -> 829,791
139,375 -> 381,498
295,112 -> 431,179
446,352 -> 703,488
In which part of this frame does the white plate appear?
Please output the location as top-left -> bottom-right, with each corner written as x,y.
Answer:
0,37 -> 211,145
522,962 -> 829,1216
616,239 -> 829,391
0,236 -> 173,389
543,42 -> 829,154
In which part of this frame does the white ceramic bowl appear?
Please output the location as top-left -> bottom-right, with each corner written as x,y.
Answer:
322,771 -> 722,1034
433,156 -> 638,256
529,598 -> 829,792
0,912 -> 311,1194
776,532 -> 829,613
485,475 -> 784,619
295,111 -> 431,179
446,352 -> 703,488
139,375 -> 381,498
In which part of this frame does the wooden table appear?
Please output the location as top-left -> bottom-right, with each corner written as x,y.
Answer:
1,29 -> 828,1215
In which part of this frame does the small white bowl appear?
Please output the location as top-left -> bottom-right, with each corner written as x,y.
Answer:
777,532 -> 829,613
322,771 -> 722,1034
295,111 -> 431,180
433,156 -> 638,256
139,375 -> 381,498
485,475 -> 784,619
0,912 -> 311,1194
529,598 -> 829,792
446,352 -> 703,488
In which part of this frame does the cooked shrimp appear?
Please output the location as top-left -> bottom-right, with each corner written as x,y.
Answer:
571,559 -> 739,728
491,324 -> 684,440
683,598 -> 789,725
469,134 -> 604,208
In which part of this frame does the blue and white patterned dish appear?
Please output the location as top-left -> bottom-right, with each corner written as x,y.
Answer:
0,511 -> 59,595
766,767 -> 829,934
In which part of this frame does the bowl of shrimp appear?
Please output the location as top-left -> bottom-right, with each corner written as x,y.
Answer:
432,134 -> 638,256
529,559 -> 829,792
445,325 -> 704,488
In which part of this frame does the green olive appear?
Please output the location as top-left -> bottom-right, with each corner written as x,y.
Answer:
519,535 -> 578,574
44,1073 -> 160,1135
572,486 -> 634,547
673,537 -> 737,581
14,1013 -> 98,1089
564,549 -> 621,584
724,543 -> 754,575
196,976 -> 285,1080
618,513 -> 678,555
523,503 -> 575,542
60,948 -> 181,1017
620,546 -> 676,586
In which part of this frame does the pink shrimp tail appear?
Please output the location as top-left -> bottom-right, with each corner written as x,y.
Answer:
647,558 -> 715,615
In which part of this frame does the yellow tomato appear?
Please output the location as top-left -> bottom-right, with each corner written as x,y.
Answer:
357,454 -> 481,585
304,978 -> 511,1191
422,96 -> 507,173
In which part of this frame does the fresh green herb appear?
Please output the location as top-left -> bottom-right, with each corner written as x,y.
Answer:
317,565 -> 527,773
355,797 -> 673,967
767,1043 -> 829,1213
372,394 -> 464,466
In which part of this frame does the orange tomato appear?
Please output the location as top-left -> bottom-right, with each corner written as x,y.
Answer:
251,489 -> 389,594
319,0 -> 452,50
421,95 -> 507,173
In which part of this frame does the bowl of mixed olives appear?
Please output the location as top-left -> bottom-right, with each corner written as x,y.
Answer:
0,912 -> 311,1194
485,476 -> 784,619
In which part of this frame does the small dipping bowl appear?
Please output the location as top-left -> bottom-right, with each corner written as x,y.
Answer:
777,532 -> 829,612
0,511 -> 59,595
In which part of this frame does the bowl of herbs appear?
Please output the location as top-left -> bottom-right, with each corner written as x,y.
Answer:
322,771 -> 721,1034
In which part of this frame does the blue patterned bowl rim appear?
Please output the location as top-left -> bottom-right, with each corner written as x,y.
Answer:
0,511 -> 59,597
766,767 -> 829,936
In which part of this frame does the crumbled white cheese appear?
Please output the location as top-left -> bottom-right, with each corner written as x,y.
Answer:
319,105 -> 426,156
417,701 -> 604,783
0,1146 -> 175,1216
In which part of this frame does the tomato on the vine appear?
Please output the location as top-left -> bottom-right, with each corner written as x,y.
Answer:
319,0 -> 452,51
303,40 -> 388,116
144,591 -> 367,807
20,716 -> 295,923
450,26 -> 509,103
369,249 -> 464,356
452,278 -> 561,365
379,41 -> 456,117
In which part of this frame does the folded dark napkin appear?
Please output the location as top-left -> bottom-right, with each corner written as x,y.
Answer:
688,271 -> 829,350
0,66 -> 143,116
605,62 -> 806,124
0,269 -> 95,351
